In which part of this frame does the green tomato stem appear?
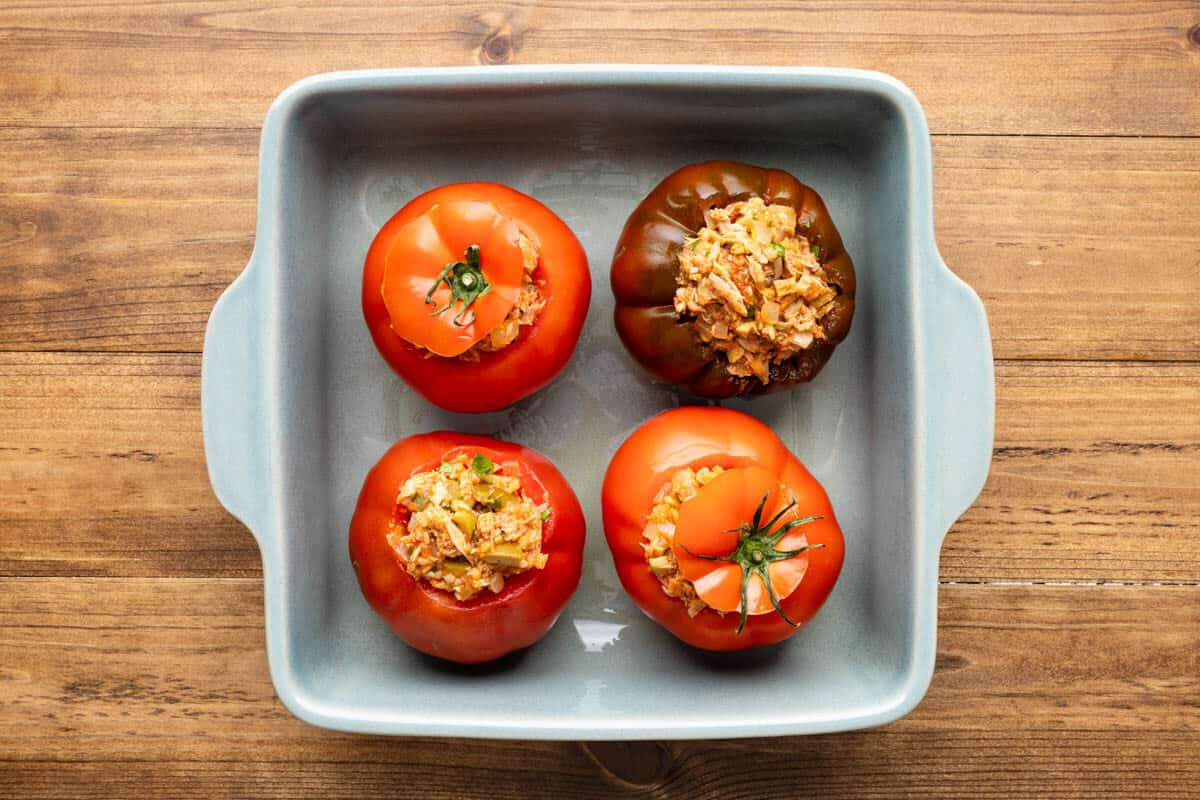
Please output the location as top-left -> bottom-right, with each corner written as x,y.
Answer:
425,244 -> 492,326
681,492 -> 824,635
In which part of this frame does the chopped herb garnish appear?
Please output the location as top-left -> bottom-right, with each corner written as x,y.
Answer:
811,245 -> 821,259
744,305 -> 756,320
437,462 -> 454,475
771,242 -> 786,259
471,453 -> 495,476
540,509 -> 551,522
411,493 -> 429,511
689,238 -> 701,251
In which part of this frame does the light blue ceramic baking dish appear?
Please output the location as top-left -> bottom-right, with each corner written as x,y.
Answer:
201,65 -> 993,739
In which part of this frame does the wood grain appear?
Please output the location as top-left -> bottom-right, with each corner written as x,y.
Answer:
948,360 -> 1200,583
1,1 -> 1199,135
5,734 -> 1200,800
0,128 -> 255,351
0,353 -> 253,577
2,130 -> 1198,359
4,1 -> 1200,795
0,579 -> 1196,798
934,136 -> 1200,362
2,352 -> 1196,583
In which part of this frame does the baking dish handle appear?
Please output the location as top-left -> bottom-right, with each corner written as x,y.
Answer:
201,256 -> 268,539
924,255 -> 995,544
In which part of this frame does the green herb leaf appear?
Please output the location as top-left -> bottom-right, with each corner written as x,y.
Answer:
811,245 -> 821,259
540,509 -> 551,522
771,242 -> 786,259
437,462 -> 454,475
689,238 -> 700,251
411,493 -> 429,511
471,453 -> 495,476
744,305 -> 756,320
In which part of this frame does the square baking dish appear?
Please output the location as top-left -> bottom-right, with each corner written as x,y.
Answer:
202,65 -> 993,739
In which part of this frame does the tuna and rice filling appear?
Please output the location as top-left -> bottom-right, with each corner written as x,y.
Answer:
389,452 -> 549,601
642,465 -> 726,617
674,197 -> 838,384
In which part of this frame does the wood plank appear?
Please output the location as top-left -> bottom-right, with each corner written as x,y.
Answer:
942,361 -> 1200,584
0,579 -> 1196,799
0,353 -> 257,577
2,353 -> 1197,583
1,1 -> 1199,135
0,128 -> 256,352
934,136 -> 1200,362
2,129 -> 1198,359
4,730 -> 1200,800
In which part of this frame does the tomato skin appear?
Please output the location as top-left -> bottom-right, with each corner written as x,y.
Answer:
363,183 -> 591,413
349,432 -> 586,664
601,407 -> 844,651
610,161 -> 856,399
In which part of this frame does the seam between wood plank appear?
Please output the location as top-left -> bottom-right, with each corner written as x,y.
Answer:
2,125 -> 1200,140
1,744 -> 1199,765
3,350 -> 1199,365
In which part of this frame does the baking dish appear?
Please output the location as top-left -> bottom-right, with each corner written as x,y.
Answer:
201,65 -> 994,739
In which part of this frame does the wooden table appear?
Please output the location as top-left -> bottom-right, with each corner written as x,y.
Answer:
3,3 -> 1198,797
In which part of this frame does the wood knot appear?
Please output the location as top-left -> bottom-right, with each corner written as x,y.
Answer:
935,651 -> 971,673
1189,23 -> 1200,49
468,11 -> 523,65
581,741 -> 674,788
480,26 -> 513,65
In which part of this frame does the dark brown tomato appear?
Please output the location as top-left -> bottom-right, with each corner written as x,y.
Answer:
611,161 -> 856,399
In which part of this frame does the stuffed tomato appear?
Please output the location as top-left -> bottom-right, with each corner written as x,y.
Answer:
611,161 -> 855,398
350,432 -> 585,663
601,407 -> 844,650
363,183 -> 590,412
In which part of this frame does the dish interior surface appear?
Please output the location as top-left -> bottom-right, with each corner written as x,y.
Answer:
257,76 -> 931,736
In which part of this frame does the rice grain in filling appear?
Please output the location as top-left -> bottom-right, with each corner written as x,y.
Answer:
389,453 -> 549,601
674,197 -> 838,384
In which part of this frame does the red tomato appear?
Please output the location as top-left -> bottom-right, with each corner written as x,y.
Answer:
349,432 -> 586,663
363,183 -> 591,413
601,407 -> 844,650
